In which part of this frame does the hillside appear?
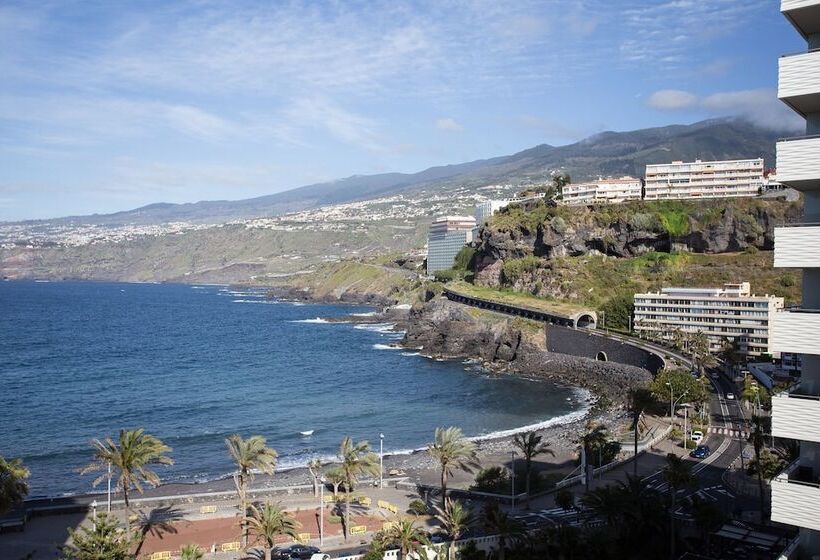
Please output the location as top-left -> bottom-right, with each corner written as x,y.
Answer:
6,118 -> 778,228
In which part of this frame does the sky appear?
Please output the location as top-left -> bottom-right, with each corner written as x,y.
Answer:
0,0 -> 807,221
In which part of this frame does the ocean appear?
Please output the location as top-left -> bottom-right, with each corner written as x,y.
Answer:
0,281 -> 586,497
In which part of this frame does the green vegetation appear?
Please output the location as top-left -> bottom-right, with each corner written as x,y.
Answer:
446,281 -> 592,317
0,456 -> 29,515
60,512 -> 134,560
338,436 -> 380,540
244,501 -> 301,560
501,255 -> 544,284
513,431 -> 554,497
427,426 -> 479,509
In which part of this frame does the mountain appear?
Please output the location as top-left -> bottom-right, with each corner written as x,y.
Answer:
19,118 -> 779,227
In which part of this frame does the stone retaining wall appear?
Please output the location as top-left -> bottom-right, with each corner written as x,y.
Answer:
545,324 -> 665,373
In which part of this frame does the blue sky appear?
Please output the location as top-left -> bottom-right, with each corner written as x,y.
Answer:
0,0 -> 806,221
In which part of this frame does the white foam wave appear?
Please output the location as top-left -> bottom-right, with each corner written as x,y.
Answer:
354,323 -> 397,334
289,318 -> 331,324
350,311 -> 378,317
232,299 -> 276,304
373,343 -> 401,350
400,352 -> 420,357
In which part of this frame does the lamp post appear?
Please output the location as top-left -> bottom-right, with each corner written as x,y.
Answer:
107,461 -> 112,513
510,451 -> 516,511
666,382 -> 674,423
91,500 -> 98,531
319,477 -> 326,547
379,433 -> 384,489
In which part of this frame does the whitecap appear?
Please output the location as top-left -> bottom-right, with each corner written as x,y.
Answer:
400,352 -> 420,356
373,343 -> 401,350
350,311 -> 378,317
289,318 -> 330,324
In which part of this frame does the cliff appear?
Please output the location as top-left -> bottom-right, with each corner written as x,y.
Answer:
404,297 -> 652,404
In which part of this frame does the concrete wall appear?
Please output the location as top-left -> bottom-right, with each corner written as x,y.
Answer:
545,324 -> 665,373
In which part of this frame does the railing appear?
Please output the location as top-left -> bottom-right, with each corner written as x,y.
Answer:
780,46 -> 820,58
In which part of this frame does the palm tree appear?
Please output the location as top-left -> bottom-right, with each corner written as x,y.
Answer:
81,428 -> 173,537
307,458 -> 323,497
627,388 -> 656,476
427,427 -> 479,509
579,423 -> 608,468
580,485 -> 624,527
225,434 -> 278,547
512,431 -> 554,500
380,517 -> 429,560
482,502 -> 524,560
749,415 -> 768,522
134,506 -> 182,556
179,544 -> 205,560
0,456 -> 29,515
434,498 -> 474,560
338,436 -> 379,540
662,453 -> 693,559
244,501 -> 301,560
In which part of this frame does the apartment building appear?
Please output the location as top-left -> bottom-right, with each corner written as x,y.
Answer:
644,158 -> 764,200
560,176 -> 643,206
426,216 -> 476,275
475,194 -> 547,225
633,283 -> 784,357
768,1 -> 820,555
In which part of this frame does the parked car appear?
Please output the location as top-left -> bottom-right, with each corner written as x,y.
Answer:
689,445 -> 711,459
279,545 -> 322,559
726,392 -> 735,400
310,555 -> 331,560
691,430 -> 704,444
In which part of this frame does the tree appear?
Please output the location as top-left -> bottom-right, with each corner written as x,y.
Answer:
627,388 -> 656,476
748,415 -> 769,522
307,458 -> 323,498
689,331 -> 716,376
662,453 -> 693,559
579,423 -> 609,468
379,517 -> 429,560
482,502 -> 524,560
650,368 -> 708,421
325,466 -> 346,499
338,436 -> 379,540
179,545 -> 204,560
512,431 -> 554,500
434,498 -> 474,560
81,429 -> 173,537
244,501 -> 301,560
134,506 -> 182,556
225,434 -> 278,547
555,489 -> 574,512
59,512 -> 134,560
0,456 -> 29,515
427,427 -> 479,509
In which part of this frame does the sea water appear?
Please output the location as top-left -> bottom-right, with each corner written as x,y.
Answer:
0,281 -> 586,496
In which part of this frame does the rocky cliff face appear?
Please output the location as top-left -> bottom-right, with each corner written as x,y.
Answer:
404,297 -> 651,403
474,197 -> 801,288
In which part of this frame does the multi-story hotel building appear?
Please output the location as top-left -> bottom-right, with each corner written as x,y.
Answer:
769,1 -> 820,555
475,193 -> 547,226
633,283 -> 784,357
644,158 -> 765,200
426,216 -> 476,275
560,176 -> 643,206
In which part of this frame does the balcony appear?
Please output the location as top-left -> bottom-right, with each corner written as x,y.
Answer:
772,390 -> 820,443
782,0 -> 820,38
770,462 -> 820,532
776,136 -> 820,189
779,50 -> 820,116
774,224 -> 820,267
770,309 -> 820,355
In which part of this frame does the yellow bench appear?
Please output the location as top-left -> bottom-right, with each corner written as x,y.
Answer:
356,496 -> 372,506
297,532 -> 312,543
377,500 -> 390,509
350,525 -> 367,535
387,504 -> 398,514
150,553 -> 171,560
382,521 -> 397,531
199,505 -> 217,514
322,494 -> 336,503
221,542 -> 241,552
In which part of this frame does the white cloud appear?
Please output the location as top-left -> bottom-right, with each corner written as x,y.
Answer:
646,88 -> 804,132
435,117 -> 464,132
647,90 -> 698,110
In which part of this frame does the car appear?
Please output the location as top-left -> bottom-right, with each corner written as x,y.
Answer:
726,392 -> 735,400
689,445 -> 711,459
310,555 -> 331,560
279,545 -> 322,559
691,430 -> 703,443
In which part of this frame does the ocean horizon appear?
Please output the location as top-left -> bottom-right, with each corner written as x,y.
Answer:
0,281 -> 586,497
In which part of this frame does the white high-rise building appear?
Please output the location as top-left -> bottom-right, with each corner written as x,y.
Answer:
426,216 -> 476,275
475,200 -> 512,226
560,176 -> 643,206
644,158 -> 764,200
769,1 -> 820,555
633,283 -> 783,357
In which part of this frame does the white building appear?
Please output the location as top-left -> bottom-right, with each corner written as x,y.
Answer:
768,2 -> 820,555
560,176 -> 643,206
426,216 -> 476,275
633,283 -> 784,357
644,158 -> 765,200
474,193 -> 548,225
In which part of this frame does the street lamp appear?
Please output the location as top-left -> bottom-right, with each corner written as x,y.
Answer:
666,382 -> 674,422
91,500 -> 98,531
379,433 -> 384,489
107,461 -> 112,513
510,451 -> 516,511
318,477 -> 326,547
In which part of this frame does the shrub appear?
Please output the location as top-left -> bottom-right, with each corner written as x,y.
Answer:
744,245 -> 759,255
628,213 -> 661,231
471,466 -> 510,493
658,210 -> 690,237
501,256 -> 543,284
453,246 -> 477,272
408,499 -> 428,516
433,269 -> 460,283
550,216 -> 567,234
781,274 -> 796,288
328,515 -> 342,524
555,489 -> 574,511
600,292 -> 634,331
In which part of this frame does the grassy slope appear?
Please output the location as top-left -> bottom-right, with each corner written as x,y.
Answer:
446,280 -> 593,316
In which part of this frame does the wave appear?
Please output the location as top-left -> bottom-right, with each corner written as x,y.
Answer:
289,318 -> 331,324
373,343 -> 401,350
350,311 -> 378,317
232,299 -> 276,304
400,352 -> 420,357
354,323 -> 397,334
